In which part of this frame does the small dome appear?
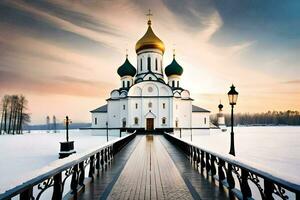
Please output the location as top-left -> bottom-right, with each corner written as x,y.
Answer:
165,58 -> 183,77
117,58 -> 136,77
135,20 -> 165,54
218,103 -> 223,110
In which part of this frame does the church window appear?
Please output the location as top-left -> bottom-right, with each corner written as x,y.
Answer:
94,117 -> 97,125
123,105 -> 125,110
122,118 -> 126,128
134,117 -> 139,125
175,120 -> 179,128
140,59 -> 143,71
162,103 -> 166,109
162,117 -> 166,125
122,81 -> 125,88
135,103 -> 138,109
155,58 -> 158,70
204,117 -> 207,124
177,81 -> 179,87
147,57 -> 151,71
127,81 -> 130,87
149,77 -> 152,80
172,81 -> 175,87
148,102 -> 152,108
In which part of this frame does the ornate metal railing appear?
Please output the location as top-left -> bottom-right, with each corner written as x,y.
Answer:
0,132 -> 136,200
164,132 -> 300,200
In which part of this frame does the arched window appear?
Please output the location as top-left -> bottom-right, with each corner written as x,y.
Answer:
149,77 -> 152,80
175,120 -> 179,128
172,81 -> 175,87
140,59 -> 143,71
162,117 -> 166,125
134,117 -> 139,125
127,81 -> 130,87
148,102 -> 152,108
155,58 -> 158,70
122,118 -> 126,128
135,103 -> 138,109
177,81 -> 179,87
204,117 -> 207,124
94,117 -> 97,125
122,81 -> 125,88
162,103 -> 166,109
147,57 -> 151,71
123,105 -> 125,110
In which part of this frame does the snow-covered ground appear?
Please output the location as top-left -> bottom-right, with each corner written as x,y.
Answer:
0,129 -> 126,192
174,126 -> 300,184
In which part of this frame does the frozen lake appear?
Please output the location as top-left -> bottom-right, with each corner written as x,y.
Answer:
173,126 -> 300,184
0,129 -> 127,193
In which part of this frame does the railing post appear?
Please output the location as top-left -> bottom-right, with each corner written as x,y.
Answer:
226,163 -> 235,189
105,148 -> 108,164
205,152 -> 211,178
20,187 -> 33,200
71,164 -> 79,200
193,147 -> 197,164
79,161 -> 85,186
264,179 -> 274,200
101,149 -> 104,168
200,150 -> 205,174
218,159 -> 226,185
180,128 -> 182,138
241,169 -> 252,198
52,172 -> 63,200
96,152 -> 100,175
211,155 -> 216,178
196,149 -> 200,169
89,155 -> 95,181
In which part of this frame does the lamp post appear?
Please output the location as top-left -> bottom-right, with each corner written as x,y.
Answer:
228,85 -> 239,156
59,116 -> 75,159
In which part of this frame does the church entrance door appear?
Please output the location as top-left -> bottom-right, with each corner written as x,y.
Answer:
146,118 -> 154,131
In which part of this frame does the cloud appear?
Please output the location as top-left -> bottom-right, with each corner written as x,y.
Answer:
0,70 -> 115,97
282,80 -> 300,84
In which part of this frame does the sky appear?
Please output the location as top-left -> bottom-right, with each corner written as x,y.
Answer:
0,0 -> 300,124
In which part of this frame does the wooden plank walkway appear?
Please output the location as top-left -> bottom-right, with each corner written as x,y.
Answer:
107,135 -> 193,200
78,135 -> 229,200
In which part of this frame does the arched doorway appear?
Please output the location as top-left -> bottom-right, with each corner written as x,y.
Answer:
146,118 -> 154,131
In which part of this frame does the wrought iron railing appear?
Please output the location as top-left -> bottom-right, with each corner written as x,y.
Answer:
164,132 -> 300,200
0,132 -> 136,200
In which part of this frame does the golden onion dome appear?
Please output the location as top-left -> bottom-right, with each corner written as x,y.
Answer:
135,20 -> 165,54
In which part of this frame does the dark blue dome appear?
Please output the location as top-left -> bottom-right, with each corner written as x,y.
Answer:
117,58 -> 136,77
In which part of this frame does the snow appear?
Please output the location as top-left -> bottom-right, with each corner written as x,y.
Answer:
0,129 -> 126,193
173,126 -> 300,185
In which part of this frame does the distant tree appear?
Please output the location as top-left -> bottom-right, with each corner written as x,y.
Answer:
0,95 -> 30,134
53,115 -> 57,133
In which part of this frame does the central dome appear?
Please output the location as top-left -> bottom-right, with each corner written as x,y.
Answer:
135,20 -> 165,54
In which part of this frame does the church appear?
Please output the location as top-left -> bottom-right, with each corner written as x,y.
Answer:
90,16 -> 210,132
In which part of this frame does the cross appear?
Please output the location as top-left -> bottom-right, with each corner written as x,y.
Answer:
146,9 -> 153,21
126,48 -> 128,58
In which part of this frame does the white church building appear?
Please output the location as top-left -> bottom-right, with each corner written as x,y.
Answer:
90,17 -> 210,132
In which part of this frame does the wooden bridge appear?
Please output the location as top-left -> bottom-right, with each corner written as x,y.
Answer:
0,132 -> 299,200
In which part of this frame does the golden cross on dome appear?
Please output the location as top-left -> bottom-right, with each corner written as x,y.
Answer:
172,44 -> 176,58
126,48 -> 128,58
146,9 -> 153,20
146,9 -> 153,25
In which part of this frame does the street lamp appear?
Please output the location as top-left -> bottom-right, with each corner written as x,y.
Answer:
228,84 -> 238,156
59,116 -> 76,159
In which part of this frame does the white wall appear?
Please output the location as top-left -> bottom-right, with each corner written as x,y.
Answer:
91,113 -> 107,128
192,112 -> 210,128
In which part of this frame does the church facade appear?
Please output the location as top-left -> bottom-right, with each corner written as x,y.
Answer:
90,18 -> 210,131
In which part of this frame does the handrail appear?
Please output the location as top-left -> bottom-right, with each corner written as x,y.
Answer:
0,132 -> 136,200
164,132 -> 300,200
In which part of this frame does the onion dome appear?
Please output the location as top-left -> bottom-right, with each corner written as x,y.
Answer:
117,56 -> 136,77
135,19 -> 165,54
218,103 -> 223,110
165,55 -> 183,77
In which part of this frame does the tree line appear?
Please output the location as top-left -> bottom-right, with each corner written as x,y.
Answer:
0,95 -> 30,134
211,110 -> 300,126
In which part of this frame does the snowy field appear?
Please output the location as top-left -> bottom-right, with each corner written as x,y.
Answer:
0,129 -> 126,192
0,127 -> 299,196
174,126 -> 300,184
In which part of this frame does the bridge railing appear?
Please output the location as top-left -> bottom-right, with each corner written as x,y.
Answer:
0,131 -> 136,200
164,132 -> 300,200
